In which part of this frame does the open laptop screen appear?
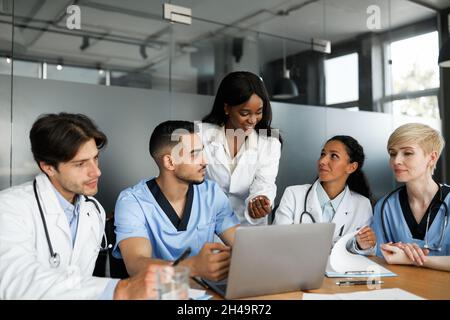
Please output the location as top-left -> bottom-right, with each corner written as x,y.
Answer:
194,223 -> 335,299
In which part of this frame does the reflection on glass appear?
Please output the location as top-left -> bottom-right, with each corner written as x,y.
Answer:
11,60 -> 40,78
3,0 -> 440,105
10,0 -> 168,91
0,56 -> 12,75
390,31 -> 439,94
392,96 -> 439,119
46,64 -> 104,85
325,53 -> 359,105
110,71 -> 152,89
169,21 -> 216,95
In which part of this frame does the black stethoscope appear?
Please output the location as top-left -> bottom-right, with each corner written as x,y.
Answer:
300,179 -> 349,237
33,179 -> 111,268
300,181 -> 317,223
380,181 -> 449,251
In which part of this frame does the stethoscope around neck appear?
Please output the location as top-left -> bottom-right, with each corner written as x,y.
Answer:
33,179 -> 111,268
300,179 -> 318,223
380,181 -> 449,251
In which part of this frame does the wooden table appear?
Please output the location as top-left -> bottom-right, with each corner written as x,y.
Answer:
193,257 -> 450,300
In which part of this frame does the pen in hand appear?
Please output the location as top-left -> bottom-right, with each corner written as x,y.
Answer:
172,247 -> 192,266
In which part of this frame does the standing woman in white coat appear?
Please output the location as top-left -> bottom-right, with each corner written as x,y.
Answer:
274,135 -> 376,254
199,71 -> 282,225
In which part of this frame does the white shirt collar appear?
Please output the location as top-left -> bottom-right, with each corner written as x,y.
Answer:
316,182 -> 346,212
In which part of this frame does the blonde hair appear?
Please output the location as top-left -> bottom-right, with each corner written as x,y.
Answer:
387,123 -> 445,172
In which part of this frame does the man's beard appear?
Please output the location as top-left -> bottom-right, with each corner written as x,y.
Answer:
178,175 -> 204,185
175,170 -> 205,185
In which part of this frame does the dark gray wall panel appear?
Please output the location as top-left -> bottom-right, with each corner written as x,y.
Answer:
325,108 -> 394,200
271,102 -> 327,202
170,91 -> 213,121
0,77 -> 11,190
10,77 -> 171,214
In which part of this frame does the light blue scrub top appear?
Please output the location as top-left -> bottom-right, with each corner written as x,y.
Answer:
112,178 -> 240,261
372,187 -> 450,256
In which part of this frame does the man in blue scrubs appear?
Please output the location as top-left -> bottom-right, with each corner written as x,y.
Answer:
113,120 -> 240,281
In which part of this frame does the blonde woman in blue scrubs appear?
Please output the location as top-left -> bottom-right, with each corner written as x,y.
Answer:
373,123 -> 450,267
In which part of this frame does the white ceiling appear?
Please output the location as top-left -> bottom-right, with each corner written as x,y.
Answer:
2,0 -> 448,72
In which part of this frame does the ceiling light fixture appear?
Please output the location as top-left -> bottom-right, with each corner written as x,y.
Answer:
80,36 -> 90,51
56,59 -> 63,71
273,39 -> 299,99
96,63 -> 105,75
179,44 -> 198,54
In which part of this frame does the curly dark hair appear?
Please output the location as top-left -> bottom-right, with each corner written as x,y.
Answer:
327,135 -> 373,202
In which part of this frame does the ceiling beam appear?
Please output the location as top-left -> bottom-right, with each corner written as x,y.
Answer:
26,0 -> 76,47
406,0 -> 440,11
18,0 -> 46,30
78,0 -> 161,22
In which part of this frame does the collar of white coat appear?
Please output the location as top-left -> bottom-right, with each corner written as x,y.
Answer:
35,173 -> 102,249
308,180 -> 354,220
35,173 -> 72,215
50,182 -> 82,219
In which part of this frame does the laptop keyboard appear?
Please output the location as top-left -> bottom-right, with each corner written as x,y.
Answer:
202,278 -> 228,296
215,283 -> 227,293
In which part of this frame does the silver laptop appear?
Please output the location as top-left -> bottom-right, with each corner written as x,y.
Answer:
201,223 -> 335,299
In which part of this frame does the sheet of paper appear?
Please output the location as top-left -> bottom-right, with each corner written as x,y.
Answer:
302,293 -> 339,300
188,288 -> 212,300
325,231 -> 396,277
303,288 -> 424,300
330,231 -> 371,272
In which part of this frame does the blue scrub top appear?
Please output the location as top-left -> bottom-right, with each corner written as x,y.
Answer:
372,187 -> 450,256
112,178 -> 240,261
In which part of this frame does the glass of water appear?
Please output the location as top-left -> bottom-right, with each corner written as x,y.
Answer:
156,265 -> 190,300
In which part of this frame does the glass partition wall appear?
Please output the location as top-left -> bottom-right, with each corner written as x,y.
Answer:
2,0 -> 444,209
6,1 -> 440,103
0,0 -> 12,190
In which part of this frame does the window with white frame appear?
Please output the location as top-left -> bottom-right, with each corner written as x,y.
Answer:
325,53 -> 359,105
385,31 -> 440,119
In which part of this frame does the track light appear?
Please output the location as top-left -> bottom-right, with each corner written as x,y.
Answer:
80,36 -> 90,51
139,44 -> 148,59
6,56 -> 11,64
96,63 -> 104,75
56,59 -> 63,71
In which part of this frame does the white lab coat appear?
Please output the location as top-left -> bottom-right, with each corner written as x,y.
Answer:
0,173 -> 110,299
273,180 -> 373,244
199,123 -> 281,225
